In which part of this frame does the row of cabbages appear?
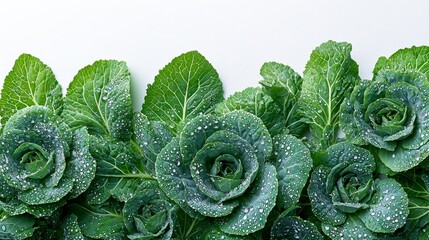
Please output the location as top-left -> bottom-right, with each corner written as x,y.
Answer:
0,41 -> 428,240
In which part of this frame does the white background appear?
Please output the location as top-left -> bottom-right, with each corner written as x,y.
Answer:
1,0 -> 428,110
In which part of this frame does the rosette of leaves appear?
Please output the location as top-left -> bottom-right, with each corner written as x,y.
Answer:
341,46 -> 429,172
156,110 -> 312,237
0,106 -> 95,221
66,180 -> 175,240
308,142 -> 409,239
123,180 -> 176,240
0,110 -> 94,238
155,110 -> 277,236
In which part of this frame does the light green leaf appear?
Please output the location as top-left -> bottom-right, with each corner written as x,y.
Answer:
62,60 -> 133,141
0,215 -> 35,240
214,87 -> 286,135
260,62 -> 307,136
373,46 -> 429,78
358,178 -> 409,233
271,216 -> 323,240
272,134 -> 312,209
220,164 -> 278,235
299,40 -> 360,150
0,54 -> 62,126
142,51 -> 224,135
132,113 -> 173,174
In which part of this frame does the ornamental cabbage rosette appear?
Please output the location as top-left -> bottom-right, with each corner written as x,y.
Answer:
123,180 -> 176,240
156,110 -> 278,236
0,106 -> 95,218
308,142 -> 409,239
341,47 -> 429,172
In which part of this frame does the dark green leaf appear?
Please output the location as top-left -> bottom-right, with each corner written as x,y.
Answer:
132,113 -> 173,174
272,134 -> 312,209
0,214 -> 35,240
358,178 -> 409,233
220,164 -> 278,235
271,216 -> 322,240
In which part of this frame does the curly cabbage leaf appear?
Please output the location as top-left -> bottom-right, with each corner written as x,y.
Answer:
341,47 -> 429,172
132,113 -> 173,175
271,134 -> 312,210
123,180 -> 176,240
260,61 -> 307,137
156,110 -> 277,235
83,136 -> 152,205
271,216 -> 323,240
214,87 -> 286,136
308,142 -> 408,236
0,106 -> 94,217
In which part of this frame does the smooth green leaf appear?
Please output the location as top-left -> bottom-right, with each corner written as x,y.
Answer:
272,134 -> 312,209
214,87 -> 286,135
0,54 -> 62,126
0,215 -> 35,240
142,51 -> 224,135
62,60 -> 133,141
260,62 -> 307,136
395,169 -> 429,228
299,40 -> 360,150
